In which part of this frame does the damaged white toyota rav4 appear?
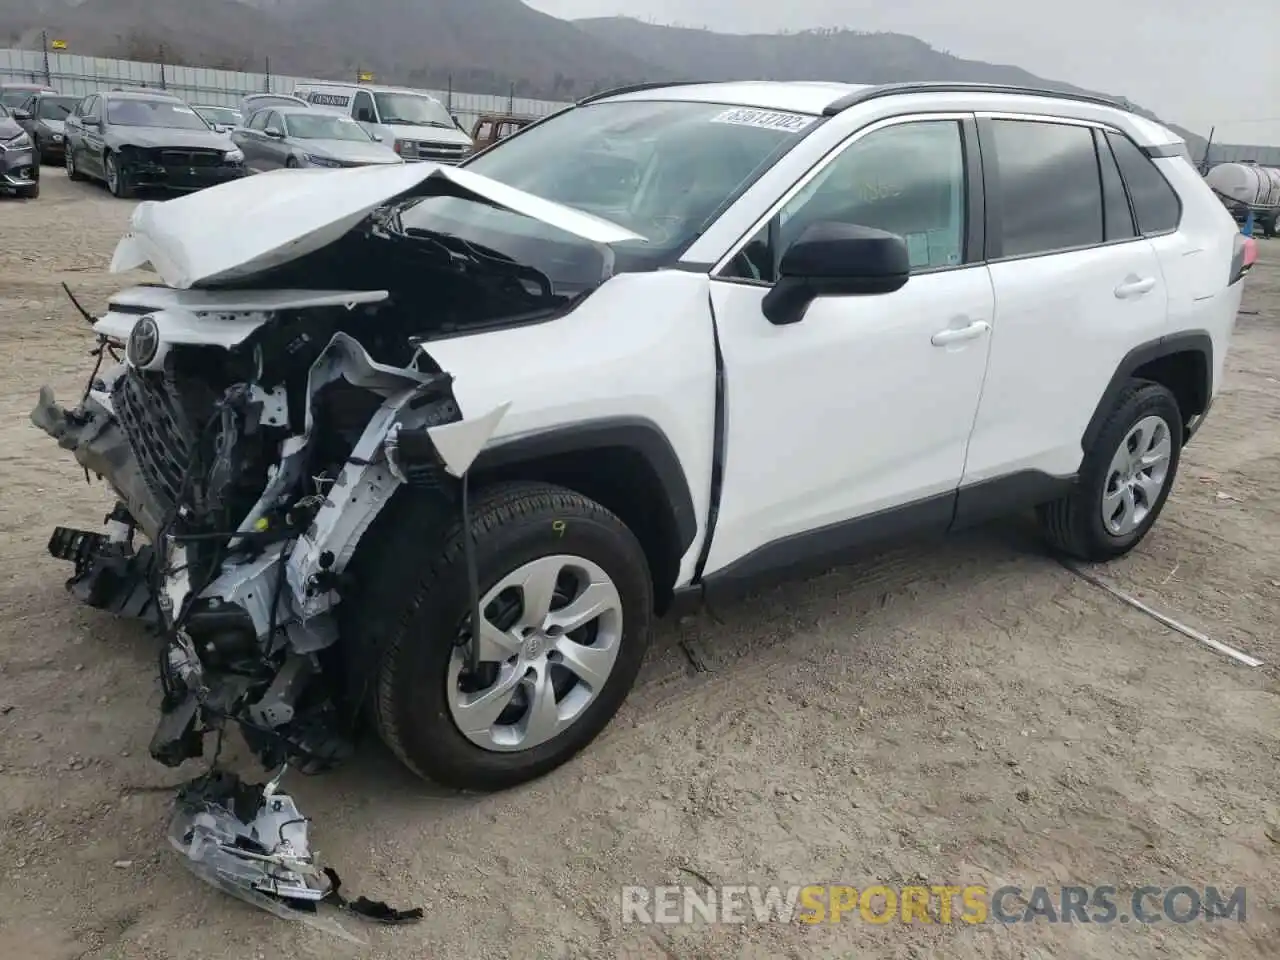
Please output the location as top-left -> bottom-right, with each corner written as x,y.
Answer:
33,81 -> 1251,792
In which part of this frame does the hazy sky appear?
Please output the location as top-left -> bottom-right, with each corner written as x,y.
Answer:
527,0 -> 1280,145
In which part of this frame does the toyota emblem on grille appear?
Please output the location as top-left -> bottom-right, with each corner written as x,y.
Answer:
127,316 -> 161,368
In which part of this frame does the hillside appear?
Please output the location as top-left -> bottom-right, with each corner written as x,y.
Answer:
0,1 -> 1206,148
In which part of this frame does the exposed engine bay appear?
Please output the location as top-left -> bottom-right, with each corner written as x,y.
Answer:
32,284 -> 504,773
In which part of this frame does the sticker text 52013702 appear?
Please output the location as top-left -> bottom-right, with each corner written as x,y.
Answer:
710,108 -> 816,133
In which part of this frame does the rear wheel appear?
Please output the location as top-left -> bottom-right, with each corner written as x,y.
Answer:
1038,380 -> 1183,561
348,481 -> 654,791
285,156 -> 299,168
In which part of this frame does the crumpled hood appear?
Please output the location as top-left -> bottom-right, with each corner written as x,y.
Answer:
109,127 -> 236,151
110,162 -> 647,289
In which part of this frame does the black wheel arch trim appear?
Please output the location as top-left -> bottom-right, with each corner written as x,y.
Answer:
1082,330 -> 1213,453
470,416 -> 699,558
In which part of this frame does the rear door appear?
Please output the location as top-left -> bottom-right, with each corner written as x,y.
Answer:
960,115 -> 1169,491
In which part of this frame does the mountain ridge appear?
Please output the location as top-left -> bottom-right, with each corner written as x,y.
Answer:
0,1 -> 1208,152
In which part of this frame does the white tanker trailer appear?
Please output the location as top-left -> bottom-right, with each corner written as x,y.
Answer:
1205,162 -> 1280,237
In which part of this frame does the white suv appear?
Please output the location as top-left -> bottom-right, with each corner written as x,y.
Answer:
32,81 -> 1251,792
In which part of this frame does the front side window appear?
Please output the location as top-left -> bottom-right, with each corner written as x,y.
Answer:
991,119 -> 1103,257
458,99 -> 820,270
1106,131 -> 1181,235
106,98 -> 210,130
284,113 -> 372,141
371,91 -> 452,129
723,119 -> 967,283
248,109 -> 270,131
82,96 -> 99,120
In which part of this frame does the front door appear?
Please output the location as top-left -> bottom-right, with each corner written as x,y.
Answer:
701,115 -> 995,578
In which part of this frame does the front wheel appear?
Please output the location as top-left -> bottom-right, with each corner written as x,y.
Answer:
1038,380 -> 1183,561
65,145 -> 84,181
104,153 -> 132,198
349,481 -> 654,791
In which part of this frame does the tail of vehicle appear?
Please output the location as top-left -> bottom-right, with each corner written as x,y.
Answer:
1230,233 -> 1257,286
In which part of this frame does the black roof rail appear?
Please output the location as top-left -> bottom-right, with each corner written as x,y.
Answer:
577,79 -> 714,106
823,81 -> 1126,116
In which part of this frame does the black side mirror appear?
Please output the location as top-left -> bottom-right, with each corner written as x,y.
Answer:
761,222 -> 911,326
13,108 -> 30,121
264,126 -> 283,139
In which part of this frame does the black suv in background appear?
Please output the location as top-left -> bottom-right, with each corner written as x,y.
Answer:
14,92 -> 81,164
63,90 -> 247,198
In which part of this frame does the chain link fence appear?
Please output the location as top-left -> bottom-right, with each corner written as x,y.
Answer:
1,48 -> 572,131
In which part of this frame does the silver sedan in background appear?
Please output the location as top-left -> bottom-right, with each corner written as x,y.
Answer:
231,108 -> 402,171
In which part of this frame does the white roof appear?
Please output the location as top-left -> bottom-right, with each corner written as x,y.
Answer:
598,81 -> 870,116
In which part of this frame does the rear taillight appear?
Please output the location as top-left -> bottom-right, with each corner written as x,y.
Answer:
1229,233 -> 1257,285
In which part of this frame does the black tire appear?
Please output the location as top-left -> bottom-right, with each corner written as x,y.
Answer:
285,156 -> 299,168
105,153 -> 132,199
1038,380 -> 1183,562
16,181 -> 39,200
345,481 -> 654,791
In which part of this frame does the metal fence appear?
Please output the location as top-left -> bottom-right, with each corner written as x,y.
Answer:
0,48 -> 572,130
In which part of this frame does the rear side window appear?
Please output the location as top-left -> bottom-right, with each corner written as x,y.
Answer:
1106,131 -> 1181,235
991,119 -> 1102,257
1094,130 -> 1136,241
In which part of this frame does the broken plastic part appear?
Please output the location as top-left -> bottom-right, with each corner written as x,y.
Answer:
424,401 -> 511,478
168,767 -> 421,942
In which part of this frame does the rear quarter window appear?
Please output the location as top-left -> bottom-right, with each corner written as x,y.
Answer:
1105,131 -> 1182,235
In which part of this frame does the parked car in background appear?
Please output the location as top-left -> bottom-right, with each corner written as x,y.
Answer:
232,107 -> 402,170
0,102 -> 39,198
63,90 -> 246,198
239,93 -> 309,121
192,104 -> 244,133
292,81 -> 473,162
469,113 -> 536,153
14,92 -> 80,164
0,82 -> 55,110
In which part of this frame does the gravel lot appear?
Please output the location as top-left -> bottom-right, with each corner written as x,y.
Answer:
1,174 -> 1278,960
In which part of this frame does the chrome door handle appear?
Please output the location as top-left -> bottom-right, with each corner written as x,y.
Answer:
1114,276 -> 1156,298
931,320 -> 991,346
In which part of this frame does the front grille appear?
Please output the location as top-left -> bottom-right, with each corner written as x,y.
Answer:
413,141 -> 469,164
113,369 -> 201,518
154,149 -> 225,168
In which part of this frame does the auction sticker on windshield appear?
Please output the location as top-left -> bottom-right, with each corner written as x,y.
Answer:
711,108 -> 816,133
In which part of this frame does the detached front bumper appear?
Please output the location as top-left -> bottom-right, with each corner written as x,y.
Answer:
122,156 -> 248,192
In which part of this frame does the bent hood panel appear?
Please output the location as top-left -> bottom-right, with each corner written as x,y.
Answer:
110,163 -> 646,289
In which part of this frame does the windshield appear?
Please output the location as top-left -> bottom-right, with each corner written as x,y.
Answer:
372,92 -> 453,128
2,89 -> 44,108
196,106 -> 241,126
285,113 -> 371,141
107,98 -> 211,130
36,96 -> 79,120
446,99 -> 818,267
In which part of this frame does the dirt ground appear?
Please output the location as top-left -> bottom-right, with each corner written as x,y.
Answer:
1,173 -> 1277,960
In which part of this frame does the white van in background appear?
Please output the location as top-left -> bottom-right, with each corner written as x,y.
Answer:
291,82 -> 473,163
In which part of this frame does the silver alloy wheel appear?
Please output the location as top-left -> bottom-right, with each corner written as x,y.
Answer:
1101,414 -> 1172,536
105,155 -> 118,193
447,554 -> 624,753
